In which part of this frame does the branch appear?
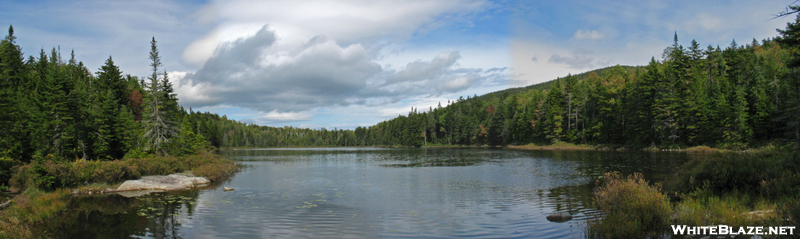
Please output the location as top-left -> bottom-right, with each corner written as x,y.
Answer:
772,1 -> 800,20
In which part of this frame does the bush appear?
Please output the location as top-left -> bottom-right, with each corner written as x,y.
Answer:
0,157 -> 20,186
9,164 -> 55,191
590,172 -> 671,238
669,150 -> 800,198
673,192 -> 777,228
124,156 -> 183,176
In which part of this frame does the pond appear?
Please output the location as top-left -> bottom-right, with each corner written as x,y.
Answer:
47,148 -> 695,238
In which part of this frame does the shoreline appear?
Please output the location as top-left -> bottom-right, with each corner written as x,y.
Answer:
222,143 -> 777,153
0,151 -> 240,238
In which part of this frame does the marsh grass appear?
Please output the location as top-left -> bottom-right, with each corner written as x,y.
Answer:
672,192 -> 778,228
0,188 -> 70,238
589,172 -> 671,238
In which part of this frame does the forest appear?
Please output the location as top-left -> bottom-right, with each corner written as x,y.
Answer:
184,29 -> 800,150
168,31 -> 800,150
1,12 -> 800,168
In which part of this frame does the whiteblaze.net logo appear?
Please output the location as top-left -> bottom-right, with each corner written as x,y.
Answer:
671,225 -> 795,236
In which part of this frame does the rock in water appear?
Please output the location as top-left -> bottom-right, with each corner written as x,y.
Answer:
546,212 -> 573,222
223,187 -> 234,192
115,174 -> 210,192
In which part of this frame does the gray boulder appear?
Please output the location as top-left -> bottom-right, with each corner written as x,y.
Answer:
113,174 -> 210,192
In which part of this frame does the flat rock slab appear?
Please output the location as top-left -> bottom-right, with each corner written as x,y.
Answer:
113,174 -> 210,192
116,189 -> 165,198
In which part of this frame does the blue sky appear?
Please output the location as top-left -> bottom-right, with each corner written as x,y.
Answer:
0,0 -> 794,129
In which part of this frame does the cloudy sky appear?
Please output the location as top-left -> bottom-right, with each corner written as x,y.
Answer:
1,0 -> 793,129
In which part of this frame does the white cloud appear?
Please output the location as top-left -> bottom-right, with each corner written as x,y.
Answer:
183,0 -> 491,67
174,26 -> 500,122
573,30 -> 604,40
253,110 -> 314,122
179,26 -> 381,112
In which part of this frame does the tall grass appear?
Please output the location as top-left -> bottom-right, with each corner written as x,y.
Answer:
672,192 -> 777,227
589,172 -> 671,238
668,148 -> 800,199
0,188 -> 70,238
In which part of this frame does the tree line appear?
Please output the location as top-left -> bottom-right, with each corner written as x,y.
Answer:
0,27 -> 211,163
2,14 -> 800,164
205,28 -> 800,150
360,33 -> 799,149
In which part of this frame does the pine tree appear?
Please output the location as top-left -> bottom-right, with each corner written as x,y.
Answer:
142,37 -> 178,156
0,25 -> 28,160
776,8 -> 800,149
542,79 -> 565,142
94,90 -> 117,160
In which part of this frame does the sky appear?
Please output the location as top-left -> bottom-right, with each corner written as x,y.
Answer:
0,0 -> 794,129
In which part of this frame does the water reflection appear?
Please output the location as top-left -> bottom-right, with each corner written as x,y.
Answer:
50,148 -> 696,238
47,188 -> 204,239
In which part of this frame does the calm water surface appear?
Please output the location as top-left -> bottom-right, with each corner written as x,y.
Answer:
49,148 -> 695,238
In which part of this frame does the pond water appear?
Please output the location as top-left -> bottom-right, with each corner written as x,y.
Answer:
48,148 -> 695,238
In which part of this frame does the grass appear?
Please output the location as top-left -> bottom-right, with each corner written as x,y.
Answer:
672,192 -> 778,228
0,187 -> 70,238
590,146 -> 799,238
588,172 -> 671,238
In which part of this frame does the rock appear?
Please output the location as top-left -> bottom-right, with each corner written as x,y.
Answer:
0,200 -> 12,210
116,189 -> 165,198
223,187 -> 234,192
546,212 -> 573,222
114,174 -> 211,192
71,189 -> 80,194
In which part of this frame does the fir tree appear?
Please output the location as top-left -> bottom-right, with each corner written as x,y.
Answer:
142,37 -> 178,156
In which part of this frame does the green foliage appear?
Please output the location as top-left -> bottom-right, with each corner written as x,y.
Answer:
8,152 -> 237,192
670,149 -> 800,198
590,172 -> 671,238
0,157 -> 20,185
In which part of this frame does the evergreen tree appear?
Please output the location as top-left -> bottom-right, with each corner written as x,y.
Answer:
142,37 -> 178,156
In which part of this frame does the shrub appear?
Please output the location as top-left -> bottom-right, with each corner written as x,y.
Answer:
124,156 -> 183,176
0,157 -> 20,186
669,150 -> 800,198
8,150 -> 238,192
590,172 -> 671,238
9,164 -> 55,191
673,193 -> 777,228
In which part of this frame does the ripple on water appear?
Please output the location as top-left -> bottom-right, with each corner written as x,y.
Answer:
47,148 -> 690,238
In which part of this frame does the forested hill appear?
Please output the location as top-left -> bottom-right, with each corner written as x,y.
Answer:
2,16 -> 800,163
476,65 -> 643,101
212,31 -> 799,150
361,35 -> 798,149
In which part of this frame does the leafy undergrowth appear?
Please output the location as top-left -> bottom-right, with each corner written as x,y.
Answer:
590,147 -> 800,238
672,191 -> 778,228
